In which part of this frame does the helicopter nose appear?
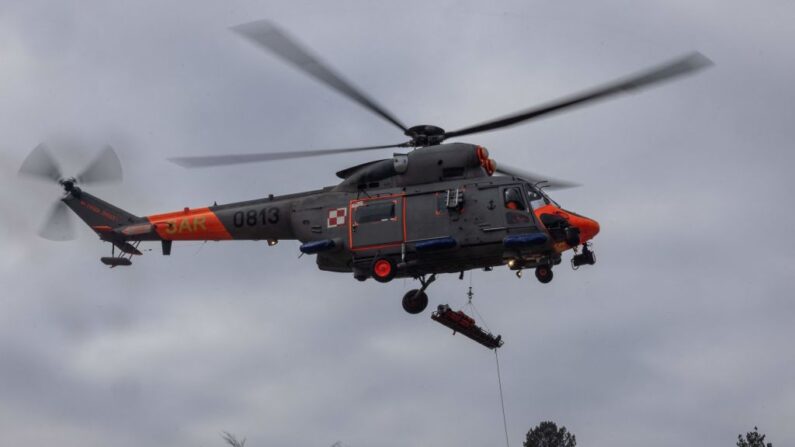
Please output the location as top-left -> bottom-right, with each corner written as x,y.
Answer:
563,212 -> 600,243
579,216 -> 600,242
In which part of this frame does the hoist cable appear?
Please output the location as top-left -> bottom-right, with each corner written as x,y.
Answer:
466,272 -> 491,333
467,272 -> 509,447
495,349 -> 510,447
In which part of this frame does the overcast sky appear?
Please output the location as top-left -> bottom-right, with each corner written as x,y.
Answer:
1,1 -> 794,446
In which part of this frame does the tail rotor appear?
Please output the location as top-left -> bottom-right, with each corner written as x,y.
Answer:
39,201 -> 75,241
18,143 -> 124,241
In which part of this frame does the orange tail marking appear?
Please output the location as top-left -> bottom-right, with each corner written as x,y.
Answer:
147,207 -> 232,241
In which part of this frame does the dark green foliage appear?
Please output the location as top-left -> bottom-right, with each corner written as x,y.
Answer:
737,427 -> 772,447
524,421 -> 576,447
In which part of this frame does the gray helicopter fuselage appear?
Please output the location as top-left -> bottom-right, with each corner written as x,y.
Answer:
72,143 -> 556,279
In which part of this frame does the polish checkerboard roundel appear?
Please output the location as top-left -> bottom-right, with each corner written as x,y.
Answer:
327,207 -> 347,228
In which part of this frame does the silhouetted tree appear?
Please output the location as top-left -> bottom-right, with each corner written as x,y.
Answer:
221,431 -> 246,447
737,427 -> 772,447
524,421 -> 576,447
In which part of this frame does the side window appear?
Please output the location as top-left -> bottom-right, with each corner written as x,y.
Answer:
354,201 -> 396,224
503,187 -> 527,211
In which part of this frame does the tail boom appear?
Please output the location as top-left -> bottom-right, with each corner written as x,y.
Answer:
142,198 -> 296,242
63,188 -> 297,245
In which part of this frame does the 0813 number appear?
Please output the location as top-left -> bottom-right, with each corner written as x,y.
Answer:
233,208 -> 279,228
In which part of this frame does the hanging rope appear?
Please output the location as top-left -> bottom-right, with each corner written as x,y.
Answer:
466,272 -> 510,447
192,240 -> 208,256
495,349 -> 510,447
466,273 -> 491,333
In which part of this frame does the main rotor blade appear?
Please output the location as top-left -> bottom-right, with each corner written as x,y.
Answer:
233,20 -> 408,133
444,52 -> 713,140
169,143 -> 408,168
39,200 -> 75,241
18,143 -> 63,183
77,145 -> 123,185
496,164 -> 581,190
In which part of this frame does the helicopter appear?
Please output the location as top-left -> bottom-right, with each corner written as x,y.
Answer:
19,21 -> 711,314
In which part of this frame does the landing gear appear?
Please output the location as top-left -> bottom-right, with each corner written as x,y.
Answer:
402,273 -> 436,314
100,241 -> 140,268
535,265 -> 553,284
402,289 -> 428,314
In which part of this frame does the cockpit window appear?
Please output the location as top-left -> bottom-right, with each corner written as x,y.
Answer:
527,188 -> 547,210
504,187 -> 527,211
526,184 -> 556,209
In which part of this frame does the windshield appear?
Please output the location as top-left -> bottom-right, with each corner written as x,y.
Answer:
526,184 -> 559,209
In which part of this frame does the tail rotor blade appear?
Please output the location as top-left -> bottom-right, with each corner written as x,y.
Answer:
38,201 -> 75,241
18,143 -> 63,183
496,164 -> 581,190
77,145 -> 123,185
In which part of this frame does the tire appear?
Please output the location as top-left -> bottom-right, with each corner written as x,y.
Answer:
372,257 -> 396,283
402,289 -> 429,314
535,265 -> 553,284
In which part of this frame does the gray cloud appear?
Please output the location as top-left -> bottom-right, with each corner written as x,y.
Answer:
1,1 -> 794,446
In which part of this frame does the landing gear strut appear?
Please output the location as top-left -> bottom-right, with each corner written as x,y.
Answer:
402,274 -> 436,314
535,265 -> 553,284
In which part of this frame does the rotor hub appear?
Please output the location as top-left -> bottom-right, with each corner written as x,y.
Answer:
405,125 -> 446,147
59,178 -> 76,192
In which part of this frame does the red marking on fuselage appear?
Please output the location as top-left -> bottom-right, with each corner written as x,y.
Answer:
79,200 -> 119,222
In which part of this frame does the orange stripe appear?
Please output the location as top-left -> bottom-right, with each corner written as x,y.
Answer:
146,207 -> 232,241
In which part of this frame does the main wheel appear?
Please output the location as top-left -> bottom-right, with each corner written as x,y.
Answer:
402,289 -> 429,314
535,265 -> 553,284
372,257 -> 396,283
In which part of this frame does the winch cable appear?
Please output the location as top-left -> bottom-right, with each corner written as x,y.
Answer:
495,349 -> 510,447
466,274 -> 490,333
465,273 -> 510,447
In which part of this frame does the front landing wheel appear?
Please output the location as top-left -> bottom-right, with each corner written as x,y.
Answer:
535,265 -> 553,284
402,289 -> 429,314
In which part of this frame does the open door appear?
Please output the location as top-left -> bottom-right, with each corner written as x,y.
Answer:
349,195 -> 405,250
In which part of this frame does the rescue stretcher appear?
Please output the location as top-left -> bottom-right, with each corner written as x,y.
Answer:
431,304 -> 504,349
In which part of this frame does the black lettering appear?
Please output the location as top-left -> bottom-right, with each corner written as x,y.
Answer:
234,208 -> 278,228
268,207 -> 279,224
